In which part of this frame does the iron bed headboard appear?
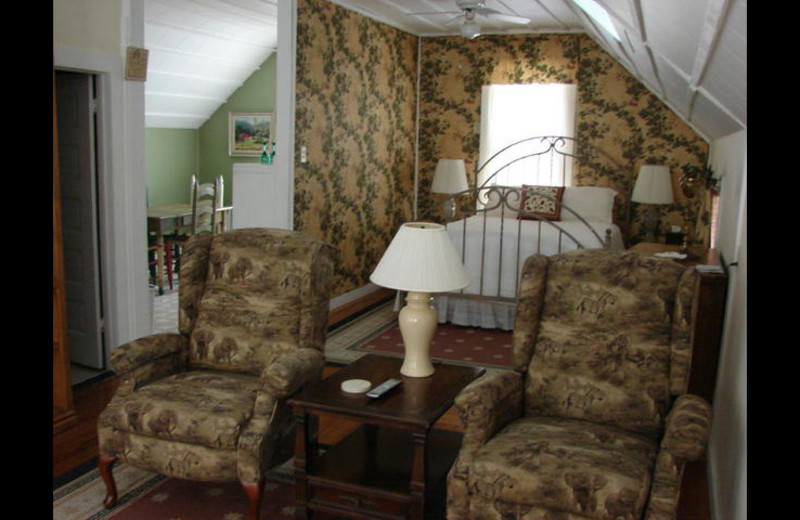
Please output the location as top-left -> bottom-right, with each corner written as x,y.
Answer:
438,135 -> 627,301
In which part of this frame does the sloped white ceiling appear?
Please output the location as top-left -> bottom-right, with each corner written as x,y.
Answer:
145,0 -> 746,141
144,0 -> 278,129
332,0 -> 747,141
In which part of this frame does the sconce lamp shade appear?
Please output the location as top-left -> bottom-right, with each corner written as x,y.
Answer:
431,159 -> 469,194
631,165 -> 674,204
370,222 -> 470,378
370,222 -> 470,293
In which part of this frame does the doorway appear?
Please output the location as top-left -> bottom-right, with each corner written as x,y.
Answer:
55,70 -> 107,385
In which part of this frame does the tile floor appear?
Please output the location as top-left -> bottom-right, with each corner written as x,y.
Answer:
152,283 -> 179,334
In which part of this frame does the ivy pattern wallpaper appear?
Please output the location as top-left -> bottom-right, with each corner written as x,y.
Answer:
417,34 -> 711,246
295,0 -> 418,297
295,3 -> 711,298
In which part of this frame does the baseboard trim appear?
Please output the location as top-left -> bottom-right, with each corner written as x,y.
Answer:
328,285 -> 395,330
330,283 -> 382,310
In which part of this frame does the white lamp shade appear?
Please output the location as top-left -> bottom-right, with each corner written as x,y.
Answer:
431,159 -> 469,194
631,165 -> 674,204
370,222 -> 471,293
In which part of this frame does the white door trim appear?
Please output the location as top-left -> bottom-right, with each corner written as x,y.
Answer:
54,0 -> 150,355
276,0 -> 297,230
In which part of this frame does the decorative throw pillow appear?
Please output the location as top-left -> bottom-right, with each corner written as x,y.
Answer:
517,185 -> 565,221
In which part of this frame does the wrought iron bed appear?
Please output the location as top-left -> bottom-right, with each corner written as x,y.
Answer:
433,135 -> 628,330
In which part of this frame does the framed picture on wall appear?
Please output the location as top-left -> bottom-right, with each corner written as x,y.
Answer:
228,112 -> 273,157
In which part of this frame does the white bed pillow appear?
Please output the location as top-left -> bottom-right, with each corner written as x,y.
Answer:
560,186 -> 618,222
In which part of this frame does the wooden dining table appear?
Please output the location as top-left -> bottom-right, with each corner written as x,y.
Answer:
147,203 -> 232,295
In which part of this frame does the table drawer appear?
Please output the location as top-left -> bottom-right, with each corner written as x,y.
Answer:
309,480 -> 409,518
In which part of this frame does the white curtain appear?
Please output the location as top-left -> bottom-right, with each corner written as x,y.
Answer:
478,83 -> 577,187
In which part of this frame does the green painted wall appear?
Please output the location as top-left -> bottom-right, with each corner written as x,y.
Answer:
145,53 -> 277,207
145,128 -> 198,206
199,53 -> 278,206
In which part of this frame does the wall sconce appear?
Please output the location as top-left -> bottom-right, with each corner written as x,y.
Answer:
680,164 -> 718,198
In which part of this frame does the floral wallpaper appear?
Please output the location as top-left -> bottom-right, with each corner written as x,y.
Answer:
295,4 -> 711,297
295,0 -> 418,297
417,34 -> 711,245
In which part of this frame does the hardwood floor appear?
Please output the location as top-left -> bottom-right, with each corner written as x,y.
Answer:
53,287 -> 710,519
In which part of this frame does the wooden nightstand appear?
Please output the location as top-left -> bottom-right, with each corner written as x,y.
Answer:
629,242 -> 727,403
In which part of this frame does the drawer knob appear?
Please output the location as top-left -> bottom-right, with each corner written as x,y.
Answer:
339,495 -> 377,509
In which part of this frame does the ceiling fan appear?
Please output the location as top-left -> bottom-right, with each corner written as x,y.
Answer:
407,0 -> 531,40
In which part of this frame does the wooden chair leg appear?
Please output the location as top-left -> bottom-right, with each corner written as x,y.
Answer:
98,455 -> 118,508
240,479 -> 264,520
165,241 -> 174,290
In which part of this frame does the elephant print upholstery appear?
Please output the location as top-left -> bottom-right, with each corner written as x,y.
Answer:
97,228 -> 335,520
447,249 -> 712,520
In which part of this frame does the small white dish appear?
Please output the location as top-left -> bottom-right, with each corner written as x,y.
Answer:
340,379 -> 372,394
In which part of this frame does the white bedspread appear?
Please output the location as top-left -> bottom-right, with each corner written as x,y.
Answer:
433,215 -> 624,329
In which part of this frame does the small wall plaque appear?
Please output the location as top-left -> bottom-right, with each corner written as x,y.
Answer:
125,47 -> 149,81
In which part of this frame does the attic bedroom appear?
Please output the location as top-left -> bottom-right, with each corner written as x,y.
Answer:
137,0 -> 745,300
53,1 -> 747,519
295,10 -> 710,297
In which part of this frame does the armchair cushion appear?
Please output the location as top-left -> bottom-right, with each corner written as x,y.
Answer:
187,228 -> 334,374
524,250 -> 688,437
468,416 -> 658,520
101,370 -> 260,449
189,296 -> 302,374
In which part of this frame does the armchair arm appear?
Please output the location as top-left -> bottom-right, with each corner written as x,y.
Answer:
660,393 -> 713,461
454,370 -> 524,457
645,394 -> 712,520
108,333 -> 189,395
237,348 -> 325,483
260,348 -> 326,399
447,370 -> 523,520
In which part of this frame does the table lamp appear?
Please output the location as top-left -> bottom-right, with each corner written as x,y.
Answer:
631,164 -> 674,242
432,159 -> 468,220
370,222 -> 471,377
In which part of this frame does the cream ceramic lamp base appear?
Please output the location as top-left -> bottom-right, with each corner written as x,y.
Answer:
397,291 -> 437,378
369,222 -> 471,377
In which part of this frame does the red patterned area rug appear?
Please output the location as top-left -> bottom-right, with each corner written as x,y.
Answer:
325,301 -> 513,369
354,322 -> 513,369
53,460 -> 343,520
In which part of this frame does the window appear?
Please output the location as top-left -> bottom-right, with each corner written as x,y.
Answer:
478,83 -> 577,188
573,0 -> 621,42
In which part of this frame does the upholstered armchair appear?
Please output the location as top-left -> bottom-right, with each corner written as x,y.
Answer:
447,249 -> 712,520
97,228 -> 335,520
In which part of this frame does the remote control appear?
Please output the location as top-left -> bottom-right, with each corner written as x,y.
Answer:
366,378 -> 402,398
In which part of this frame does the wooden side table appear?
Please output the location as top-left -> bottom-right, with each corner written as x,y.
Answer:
628,242 -> 728,403
288,354 -> 485,520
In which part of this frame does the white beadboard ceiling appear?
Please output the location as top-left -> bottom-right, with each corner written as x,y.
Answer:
144,0 -> 278,129
146,0 -> 746,141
